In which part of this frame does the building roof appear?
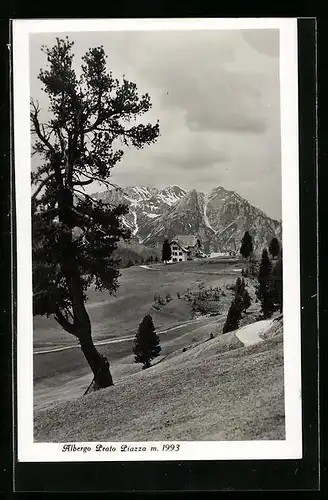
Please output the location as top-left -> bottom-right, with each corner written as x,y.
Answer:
170,240 -> 190,253
174,235 -> 198,248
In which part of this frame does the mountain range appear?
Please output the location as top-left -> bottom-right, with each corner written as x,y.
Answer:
92,185 -> 281,254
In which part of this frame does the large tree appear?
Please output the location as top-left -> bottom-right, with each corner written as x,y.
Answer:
31,38 -> 159,390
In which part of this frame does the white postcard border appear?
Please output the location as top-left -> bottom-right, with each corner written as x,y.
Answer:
13,17 -> 302,462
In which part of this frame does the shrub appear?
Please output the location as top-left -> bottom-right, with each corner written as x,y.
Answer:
166,293 -> 172,303
133,314 -> 161,369
177,291 -> 181,299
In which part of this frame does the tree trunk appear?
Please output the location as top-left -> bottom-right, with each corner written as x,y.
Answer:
80,334 -> 113,390
65,268 -> 114,390
58,198 -> 114,390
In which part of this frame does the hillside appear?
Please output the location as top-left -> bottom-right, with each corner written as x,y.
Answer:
34,317 -> 284,442
92,185 -> 281,254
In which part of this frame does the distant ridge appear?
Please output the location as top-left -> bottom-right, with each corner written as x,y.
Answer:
92,185 -> 281,253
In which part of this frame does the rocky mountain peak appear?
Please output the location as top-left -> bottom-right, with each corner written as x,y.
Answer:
92,184 -> 281,254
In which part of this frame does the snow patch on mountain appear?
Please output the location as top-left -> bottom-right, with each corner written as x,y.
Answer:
203,192 -> 216,233
146,213 -> 160,219
132,211 -> 138,236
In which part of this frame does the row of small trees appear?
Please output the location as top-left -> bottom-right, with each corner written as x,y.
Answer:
125,255 -> 159,267
223,234 -> 282,333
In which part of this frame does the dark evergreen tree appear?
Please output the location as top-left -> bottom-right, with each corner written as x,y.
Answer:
272,250 -> 283,313
240,231 -> 253,260
133,314 -> 161,369
222,294 -> 243,334
235,277 -> 246,295
235,277 -> 242,293
162,239 -> 172,264
269,237 -> 280,259
256,249 -> 275,318
242,289 -> 251,313
154,255 -> 159,263
197,238 -> 202,249
149,255 -> 153,263
31,38 -> 159,390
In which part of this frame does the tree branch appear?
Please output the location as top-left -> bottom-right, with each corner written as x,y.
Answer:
73,167 -> 126,195
54,307 -> 78,337
74,189 -> 113,207
30,101 -> 56,155
73,178 -> 94,186
31,172 -> 57,200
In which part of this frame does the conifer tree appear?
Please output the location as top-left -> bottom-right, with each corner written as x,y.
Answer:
256,248 -> 275,318
272,250 -> 283,313
162,239 -> 172,264
222,294 -> 243,334
31,38 -> 159,390
240,231 -> 253,273
240,231 -> 253,260
235,277 -> 246,295
242,288 -> 251,313
269,237 -> 280,259
133,315 -> 161,369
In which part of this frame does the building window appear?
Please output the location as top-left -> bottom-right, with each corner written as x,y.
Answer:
179,258 -> 182,261
179,252 -> 182,256
173,258 -> 177,262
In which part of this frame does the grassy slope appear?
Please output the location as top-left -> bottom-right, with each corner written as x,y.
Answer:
33,259 -> 241,349
33,259 -> 285,441
34,323 -> 284,442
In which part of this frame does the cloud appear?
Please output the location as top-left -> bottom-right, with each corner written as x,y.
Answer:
29,28 -> 282,219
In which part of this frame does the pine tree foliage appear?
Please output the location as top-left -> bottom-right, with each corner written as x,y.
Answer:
222,293 -> 243,334
269,237 -> 280,259
133,314 -> 161,369
240,231 -> 253,259
242,288 -> 251,312
272,250 -> 283,313
162,239 -> 172,263
256,248 -> 275,318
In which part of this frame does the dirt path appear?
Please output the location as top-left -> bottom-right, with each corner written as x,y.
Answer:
235,319 -> 273,347
34,317 -> 210,355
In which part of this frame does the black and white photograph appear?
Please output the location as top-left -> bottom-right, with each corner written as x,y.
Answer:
13,18 -> 302,462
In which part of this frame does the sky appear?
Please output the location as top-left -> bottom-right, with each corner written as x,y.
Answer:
29,28 -> 282,219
